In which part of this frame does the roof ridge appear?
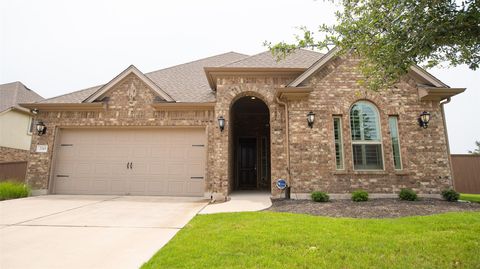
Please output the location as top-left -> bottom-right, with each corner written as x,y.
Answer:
219,50 -> 271,67
145,51 -> 249,75
220,48 -> 324,67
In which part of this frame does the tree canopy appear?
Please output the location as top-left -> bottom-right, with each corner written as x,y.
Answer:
469,141 -> 480,154
265,0 -> 480,90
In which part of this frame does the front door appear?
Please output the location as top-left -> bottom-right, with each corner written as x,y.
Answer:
237,138 -> 257,189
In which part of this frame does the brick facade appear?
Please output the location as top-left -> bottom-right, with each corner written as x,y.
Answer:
0,146 -> 29,163
25,55 -> 453,198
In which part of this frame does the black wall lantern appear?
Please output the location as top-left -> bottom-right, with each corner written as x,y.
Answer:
36,121 -> 47,136
217,116 -> 225,132
418,111 -> 431,129
307,111 -> 315,128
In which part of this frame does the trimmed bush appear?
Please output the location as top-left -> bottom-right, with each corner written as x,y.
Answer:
352,190 -> 369,202
0,181 -> 30,201
311,191 -> 329,202
399,188 -> 418,201
441,189 -> 460,202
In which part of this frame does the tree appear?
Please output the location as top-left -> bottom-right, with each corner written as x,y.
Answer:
265,0 -> 480,91
469,141 -> 480,154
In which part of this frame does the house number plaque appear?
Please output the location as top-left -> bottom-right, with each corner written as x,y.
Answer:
36,145 -> 48,153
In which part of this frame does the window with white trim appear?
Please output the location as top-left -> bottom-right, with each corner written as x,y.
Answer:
388,116 -> 402,170
333,117 -> 344,170
350,101 -> 384,170
27,117 -> 34,135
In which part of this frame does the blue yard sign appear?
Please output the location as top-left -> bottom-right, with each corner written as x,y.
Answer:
276,179 -> 287,190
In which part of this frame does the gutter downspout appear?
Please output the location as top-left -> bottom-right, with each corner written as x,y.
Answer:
440,97 -> 454,189
275,96 -> 291,197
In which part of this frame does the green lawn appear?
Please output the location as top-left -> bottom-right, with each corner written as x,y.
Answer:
142,212 -> 480,269
460,193 -> 480,203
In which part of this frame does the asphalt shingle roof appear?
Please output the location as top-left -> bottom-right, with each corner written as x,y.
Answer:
0,81 -> 43,112
222,49 -> 323,68
35,49 -> 324,104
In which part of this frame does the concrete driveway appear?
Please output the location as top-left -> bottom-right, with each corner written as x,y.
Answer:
0,195 -> 208,269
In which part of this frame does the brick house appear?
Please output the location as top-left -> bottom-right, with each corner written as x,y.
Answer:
21,48 -> 464,199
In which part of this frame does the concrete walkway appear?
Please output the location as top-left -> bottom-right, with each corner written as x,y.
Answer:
199,191 -> 272,214
0,195 -> 208,269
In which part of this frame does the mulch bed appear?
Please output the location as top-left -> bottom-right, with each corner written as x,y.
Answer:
266,198 -> 480,218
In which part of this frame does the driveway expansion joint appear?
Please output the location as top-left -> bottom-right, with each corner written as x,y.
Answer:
6,196 -> 122,227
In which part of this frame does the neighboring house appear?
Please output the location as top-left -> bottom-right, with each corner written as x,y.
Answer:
21,49 -> 464,199
0,81 -> 43,162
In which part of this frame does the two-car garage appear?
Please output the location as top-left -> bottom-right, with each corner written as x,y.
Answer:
51,128 -> 206,196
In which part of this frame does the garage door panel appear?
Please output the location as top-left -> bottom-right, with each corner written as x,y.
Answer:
74,163 -> 94,176
111,179 -> 127,194
149,162 -> 167,175
91,180 -> 109,194
146,180 -> 166,195
53,128 -> 205,196
167,181 -> 186,195
94,163 -> 112,176
54,177 -> 72,193
72,178 -> 91,192
187,180 -> 204,195
55,162 -> 74,175
188,163 -> 205,177
150,146 -> 169,157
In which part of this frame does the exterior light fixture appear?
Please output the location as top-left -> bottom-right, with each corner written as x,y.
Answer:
307,111 -> 315,128
250,96 -> 256,100
217,116 -> 225,132
31,108 -> 39,115
36,121 -> 47,136
418,111 -> 431,129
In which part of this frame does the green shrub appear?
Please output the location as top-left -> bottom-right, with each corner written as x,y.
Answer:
441,189 -> 460,202
399,188 -> 418,201
351,190 -> 369,202
311,191 -> 329,202
0,181 -> 30,201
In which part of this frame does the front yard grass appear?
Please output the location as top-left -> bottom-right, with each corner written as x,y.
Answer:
460,193 -> 480,203
0,181 -> 30,201
142,211 -> 480,269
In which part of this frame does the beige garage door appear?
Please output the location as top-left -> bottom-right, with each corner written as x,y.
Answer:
52,128 -> 206,196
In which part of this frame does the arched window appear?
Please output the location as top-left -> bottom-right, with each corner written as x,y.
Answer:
350,101 -> 383,170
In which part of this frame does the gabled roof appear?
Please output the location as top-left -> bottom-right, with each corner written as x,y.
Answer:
288,46 -> 450,88
37,52 -> 249,104
0,81 -> 43,113
83,65 -> 174,103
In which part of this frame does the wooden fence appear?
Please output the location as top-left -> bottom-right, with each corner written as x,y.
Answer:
451,154 -> 480,194
0,161 -> 27,182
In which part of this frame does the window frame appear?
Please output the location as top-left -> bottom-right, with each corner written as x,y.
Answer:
349,101 -> 385,171
27,117 -> 34,135
388,116 -> 403,170
333,116 -> 344,170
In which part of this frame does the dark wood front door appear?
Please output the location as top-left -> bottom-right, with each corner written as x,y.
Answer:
237,138 -> 257,189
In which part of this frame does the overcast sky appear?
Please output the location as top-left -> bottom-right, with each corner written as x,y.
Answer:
1,0 -> 478,153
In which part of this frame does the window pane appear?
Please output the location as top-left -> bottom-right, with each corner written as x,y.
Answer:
353,144 -> 383,170
28,118 -> 34,134
389,117 -> 402,169
350,102 -> 380,141
333,117 -> 344,169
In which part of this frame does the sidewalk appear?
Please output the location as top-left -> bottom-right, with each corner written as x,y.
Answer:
199,191 -> 272,214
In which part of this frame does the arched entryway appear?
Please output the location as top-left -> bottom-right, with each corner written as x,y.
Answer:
230,96 -> 271,191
